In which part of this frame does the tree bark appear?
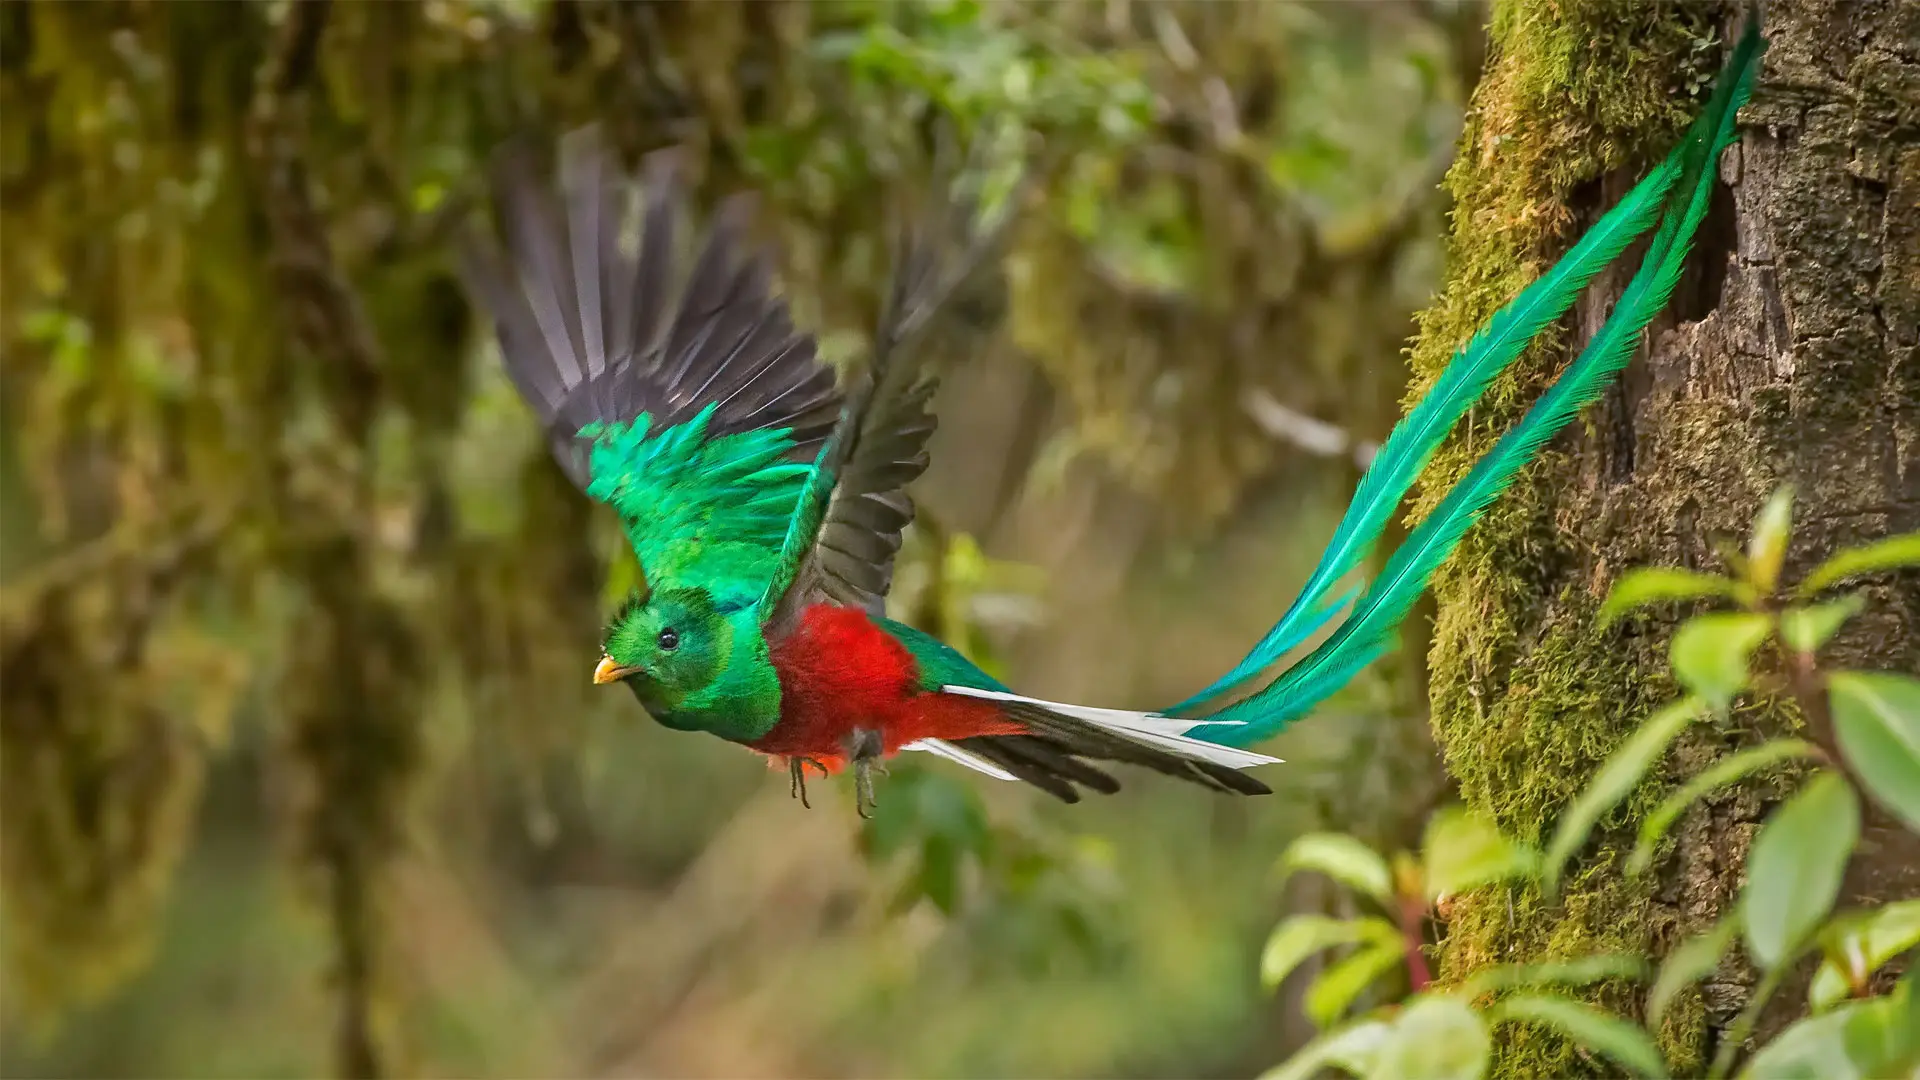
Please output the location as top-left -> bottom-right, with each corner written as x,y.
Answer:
1412,0 -> 1919,1074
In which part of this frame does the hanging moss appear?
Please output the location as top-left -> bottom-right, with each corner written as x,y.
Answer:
0,543 -> 222,1027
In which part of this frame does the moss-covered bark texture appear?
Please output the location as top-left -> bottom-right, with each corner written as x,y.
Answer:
1410,0 -> 1920,1075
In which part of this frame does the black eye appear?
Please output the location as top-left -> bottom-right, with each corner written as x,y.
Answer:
657,628 -> 679,651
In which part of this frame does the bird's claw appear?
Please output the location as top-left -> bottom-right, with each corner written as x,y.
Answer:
854,757 -> 878,819
846,728 -> 885,819
788,757 -> 828,809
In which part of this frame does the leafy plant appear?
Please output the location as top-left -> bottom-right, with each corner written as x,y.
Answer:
1255,488 -> 1920,1079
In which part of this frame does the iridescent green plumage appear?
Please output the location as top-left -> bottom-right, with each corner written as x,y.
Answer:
584,406 -> 814,598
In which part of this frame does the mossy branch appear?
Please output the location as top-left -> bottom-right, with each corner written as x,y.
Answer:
244,3 -> 422,1076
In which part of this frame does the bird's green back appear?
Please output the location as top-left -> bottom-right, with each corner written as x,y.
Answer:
879,618 -> 1012,694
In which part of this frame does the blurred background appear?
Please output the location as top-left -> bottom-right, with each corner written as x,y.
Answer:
0,1 -> 1485,1076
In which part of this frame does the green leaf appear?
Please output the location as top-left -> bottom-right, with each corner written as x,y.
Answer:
1542,697 -> 1704,896
1629,740 -> 1821,875
1778,595 -> 1865,654
1599,567 -> 1742,626
1306,939 -> 1408,1028
1492,994 -> 1666,1077
1743,772 -> 1861,970
1828,671 -> 1920,833
1276,832 -> 1397,907
1747,486 -> 1795,595
1257,1020 -> 1392,1080
1456,954 -> 1646,1000
1671,613 -> 1773,709
1796,531 -> 1920,597
1421,807 -> 1539,900
1261,914 -> 1402,991
1649,914 -> 1739,1024
1738,1006 -> 1860,1080
1809,900 -> 1920,1011
1365,996 -> 1490,1080
1739,984 -> 1920,1080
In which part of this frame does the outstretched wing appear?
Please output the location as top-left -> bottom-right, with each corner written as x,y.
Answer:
760,150 -> 1021,625
459,125 -> 842,491
460,126 -> 845,590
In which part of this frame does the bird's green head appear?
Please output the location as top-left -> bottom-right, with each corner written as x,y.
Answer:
593,585 -> 732,715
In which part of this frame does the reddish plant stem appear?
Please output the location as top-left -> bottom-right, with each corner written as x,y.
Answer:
1778,643 -> 1863,789
1400,895 -> 1432,992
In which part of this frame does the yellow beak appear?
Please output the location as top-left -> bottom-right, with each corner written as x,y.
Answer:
593,655 -> 641,685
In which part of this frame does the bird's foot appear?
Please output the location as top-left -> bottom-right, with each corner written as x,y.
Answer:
788,757 -> 828,809
853,757 -> 879,819
844,728 -> 886,819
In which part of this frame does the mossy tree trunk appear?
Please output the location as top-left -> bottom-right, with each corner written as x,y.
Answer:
1411,0 -> 1919,1075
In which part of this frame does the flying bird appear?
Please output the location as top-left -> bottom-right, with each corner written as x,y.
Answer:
458,21 -> 1763,815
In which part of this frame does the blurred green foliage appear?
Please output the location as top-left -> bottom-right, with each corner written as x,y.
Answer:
0,1 -> 1468,1076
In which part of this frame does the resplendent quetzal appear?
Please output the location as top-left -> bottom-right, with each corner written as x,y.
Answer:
459,20 -> 1762,815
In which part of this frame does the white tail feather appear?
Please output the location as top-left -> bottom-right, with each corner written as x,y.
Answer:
902,739 -> 1019,782
906,734 -> 1029,776
937,686 -> 1284,771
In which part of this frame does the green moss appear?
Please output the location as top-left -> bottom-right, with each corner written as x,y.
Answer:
1406,1 -> 1728,1076
1442,850 -> 1658,1072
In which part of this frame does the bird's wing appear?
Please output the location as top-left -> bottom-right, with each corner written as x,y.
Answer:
759,141 -> 1023,627
460,126 -> 843,584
